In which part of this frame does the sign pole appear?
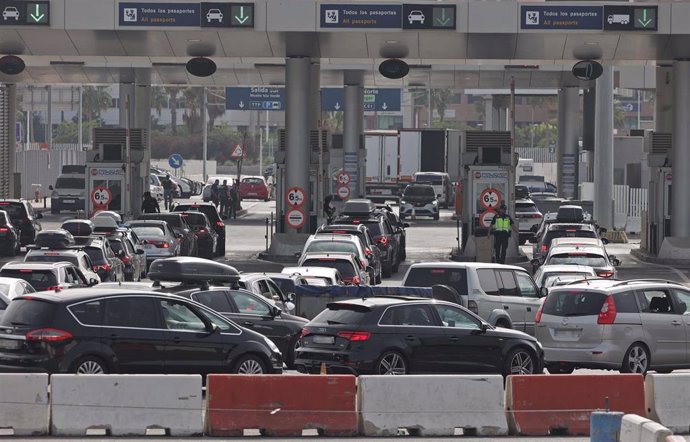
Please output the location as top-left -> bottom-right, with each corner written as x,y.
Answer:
125,93 -> 131,219
202,86 -> 208,183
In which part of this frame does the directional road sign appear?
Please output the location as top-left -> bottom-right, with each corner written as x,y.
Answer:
230,3 -> 253,27
168,153 -> 184,169
91,186 -> 112,208
226,87 -> 285,111
603,5 -> 657,31
286,187 -> 306,207
402,4 -> 455,30
0,1 -> 50,26
322,88 -> 401,112
285,208 -> 306,229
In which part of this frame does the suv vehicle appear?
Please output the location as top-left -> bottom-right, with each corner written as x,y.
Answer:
375,205 -> 407,261
304,234 -> 380,285
536,279 -> 690,374
295,297 -> 543,376
316,223 -> 383,282
530,223 -> 601,263
125,220 -> 181,267
399,184 -> 439,220
0,209 -> 20,256
0,262 -> 95,292
298,252 -> 370,286
138,213 -> 197,257
0,288 -> 283,374
49,170 -> 86,214
82,237 -> 125,283
172,202 -> 225,256
540,239 -> 619,279
25,247 -> 101,284
402,262 -> 543,335
177,211 -> 217,259
334,212 -> 401,277
0,200 -> 42,247
515,198 -> 543,244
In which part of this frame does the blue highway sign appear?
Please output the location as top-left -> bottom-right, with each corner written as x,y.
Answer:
226,87 -> 285,111
320,4 -> 402,29
322,88 -> 401,112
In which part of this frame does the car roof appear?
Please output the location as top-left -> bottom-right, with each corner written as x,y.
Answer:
311,233 -> 359,242
408,262 -> 526,272
27,248 -> 81,255
538,265 -> 597,273
328,296 -> 438,308
0,277 -> 26,285
127,220 -> 167,226
281,266 -> 339,277
301,252 -> 356,261
2,261 -> 71,270
320,224 -> 366,232
16,288 -> 185,304
550,237 -> 603,247
549,245 -> 605,255
548,223 -> 595,231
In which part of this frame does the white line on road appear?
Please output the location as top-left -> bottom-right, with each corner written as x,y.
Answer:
628,254 -> 690,284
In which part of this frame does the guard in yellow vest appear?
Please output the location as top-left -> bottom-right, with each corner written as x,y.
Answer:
487,203 -> 518,264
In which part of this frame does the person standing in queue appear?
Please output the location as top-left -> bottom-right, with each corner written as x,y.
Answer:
229,180 -> 239,220
487,202 -> 518,264
219,179 -> 230,219
141,191 -> 160,213
210,179 -> 220,208
162,174 -> 174,211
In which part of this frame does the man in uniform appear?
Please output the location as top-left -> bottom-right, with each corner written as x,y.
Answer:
487,202 -> 518,264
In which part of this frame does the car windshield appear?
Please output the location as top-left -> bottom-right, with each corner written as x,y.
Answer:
403,267 -> 468,296
306,241 -> 358,255
181,213 -> 207,227
516,202 -> 538,212
141,215 -> 181,228
404,186 -> 435,197
304,277 -> 329,286
0,203 -> 24,218
0,283 -> 9,296
415,175 -> 443,185
360,221 -> 382,236
270,278 -> 295,293
130,226 -> 165,238
0,299 -> 58,327
25,254 -> 78,266
0,270 -> 57,291
543,290 -> 608,317
302,259 -> 356,278
312,305 -> 368,325
548,253 -> 608,267
174,205 -> 220,223
242,178 -> 264,185
55,177 -> 85,189
109,240 -> 124,254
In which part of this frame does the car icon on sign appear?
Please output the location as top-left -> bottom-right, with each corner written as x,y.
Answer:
408,10 -> 425,24
206,8 -> 223,22
607,14 -> 629,25
3,6 -> 19,21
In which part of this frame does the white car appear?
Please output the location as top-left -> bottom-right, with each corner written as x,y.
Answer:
303,233 -> 379,284
3,7 -> 19,21
206,8 -> 223,22
0,277 -> 35,300
24,248 -> 101,285
281,266 -> 344,286
298,252 -> 369,286
408,10 -> 425,24
533,265 -> 598,288
150,174 -> 164,201
541,241 -> 619,279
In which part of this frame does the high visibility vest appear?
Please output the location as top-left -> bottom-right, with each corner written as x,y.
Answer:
494,216 -> 511,232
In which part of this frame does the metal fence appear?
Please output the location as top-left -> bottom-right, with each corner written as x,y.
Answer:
516,147 -> 557,163
15,149 -> 86,199
613,184 -> 648,233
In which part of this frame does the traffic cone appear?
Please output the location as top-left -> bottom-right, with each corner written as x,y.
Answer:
320,363 -> 327,375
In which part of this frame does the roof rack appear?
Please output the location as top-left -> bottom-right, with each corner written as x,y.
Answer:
612,279 -> 680,287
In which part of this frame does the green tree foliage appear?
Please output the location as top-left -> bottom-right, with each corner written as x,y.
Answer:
82,86 -> 111,121
431,89 -> 454,122
514,121 -> 558,148
53,120 -> 101,144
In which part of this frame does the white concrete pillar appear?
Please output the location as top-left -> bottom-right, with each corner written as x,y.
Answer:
671,61 -> 690,237
285,57 -> 312,233
557,88 -> 580,199
655,66 -> 673,134
483,95 -> 494,130
594,66 -> 614,230
344,71 -> 364,198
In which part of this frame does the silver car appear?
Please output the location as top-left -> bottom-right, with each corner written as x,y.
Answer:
125,220 -> 180,267
536,279 -> 690,374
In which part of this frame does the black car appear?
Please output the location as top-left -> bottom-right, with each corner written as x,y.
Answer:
178,212 -> 217,259
138,213 -> 198,257
0,288 -> 283,375
333,213 -> 401,277
0,199 -> 42,247
82,237 -> 125,283
106,233 -> 146,282
294,297 -> 543,376
375,206 -> 407,261
0,210 -> 20,256
173,202 -> 225,256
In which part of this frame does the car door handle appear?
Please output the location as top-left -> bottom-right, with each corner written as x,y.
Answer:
243,321 -> 254,327
672,320 -> 682,326
405,335 -> 416,341
526,307 -> 532,312
503,305 -> 509,310
449,336 -> 459,342
172,336 -> 181,343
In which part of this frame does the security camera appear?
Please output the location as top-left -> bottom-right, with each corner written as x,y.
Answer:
0,55 -> 25,75
186,57 -> 216,77
379,59 -> 409,80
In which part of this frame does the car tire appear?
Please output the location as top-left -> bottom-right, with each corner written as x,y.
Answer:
382,261 -> 392,278
503,347 -> 538,376
621,343 -> 650,374
433,212 -> 440,220
368,269 -> 376,285
72,355 -> 108,374
233,354 -> 268,374
286,336 -> 301,369
546,364 -> 574,375
376,351 -> 407,375
375,273 -> 382,284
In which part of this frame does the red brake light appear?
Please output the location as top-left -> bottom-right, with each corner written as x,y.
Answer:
199,228 -> 206,234
431,269 -> 446,274
352,220 -> 360,224
300,328 -> 311,338
540,245 -> 548,252
376,236 -> 388,246
337,330 -> 370,341
94,264 -> 111,272
162,242 -> 170,249
333,230 -> 347,234
352,276 -> 361,285
46,286 -> 62,292
531,214 -> 543,218
535,302 -> 544,324
215,221 -> 224,228
597,296 -> 617,324
364,248 -> 372,257
20,269 -> 32,273
26,328 -> 73,342
0,227 -> 8,232
319,258 -> 336,261
597,271 -> 614,278
566,229 -> 577,232
121,256 -> 131,264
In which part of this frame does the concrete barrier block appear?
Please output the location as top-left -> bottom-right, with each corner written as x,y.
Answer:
646,374 -> 690,434
621,414 -> 652,442
640,421 -> 673,442
51,374 -> 202,436
0,373 -> 49,435
358,375 -> 508,437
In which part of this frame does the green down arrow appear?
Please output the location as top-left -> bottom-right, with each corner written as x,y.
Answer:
435,8 -> 450,26
30,4 -> 45,22
234,6 -> 249,24
638,9 -> 652,28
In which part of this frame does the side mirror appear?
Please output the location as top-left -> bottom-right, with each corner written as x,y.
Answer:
528,237 -> 538,244
539,287 -> 548,298
601,238 -> 610,245
611,257 -> 621,266
207,323 -> 221,334
136,249 -> 145,255
473,323 -> 489,334
176,233 -> 184,239
287,292 -> 296,303
36,213 -> 43,219
530,225 -> 538,233
530,258 -> 541,266
89,278 -> 99,286
294,252 -> 302,258
271,306 -> 281,317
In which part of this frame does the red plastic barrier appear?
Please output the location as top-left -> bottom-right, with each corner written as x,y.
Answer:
506,374 -> 645,436
206,375 -> 357,437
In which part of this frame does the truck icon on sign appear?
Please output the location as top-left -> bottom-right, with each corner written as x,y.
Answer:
607,14 -> 630,25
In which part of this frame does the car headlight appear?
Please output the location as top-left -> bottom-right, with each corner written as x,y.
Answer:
400,200 -> 407,206
264,337 -> 281,354
432,200 -> 438,205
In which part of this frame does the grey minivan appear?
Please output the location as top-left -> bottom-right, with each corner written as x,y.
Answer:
536,279 -> 690,374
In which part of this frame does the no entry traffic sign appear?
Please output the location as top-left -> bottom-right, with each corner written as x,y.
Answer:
479,210 -> 497,228
479,188 -> 501,211
337,185 -> 351,200
285,208 -> 306,229
286,187 -> 306,207
91,186 -> 112,208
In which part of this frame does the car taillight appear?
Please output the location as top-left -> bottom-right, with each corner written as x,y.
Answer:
0,227 -> 8,232
535,303 -> 544,324
121,256 -> 131,264
352,276 -> 361,285
540,245 -> 548,253
376,236 -> 388,246
364,248 -> 372,257
360,259 -> 366,269
45,286 -> 62,292
94,264 -> 111,272
215,221 -> 224,228
468,300 -> 478,314
300,328 -> 311,338
597,271 -> 615,278
162,242 -> 170,249
26,328 -> 73,342
199,228 -> 206,234
531,214 -> 543,219
598,296 -> 617,324
337,331 -> 371,341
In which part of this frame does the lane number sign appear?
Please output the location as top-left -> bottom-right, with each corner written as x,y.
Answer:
286,187 -> 306,207
479,188 -> 501,210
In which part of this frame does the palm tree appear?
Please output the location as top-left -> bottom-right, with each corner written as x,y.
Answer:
206,88 -> 226,131
82,86 -> 111,121
431,89 -> 454,122
182,87 -> 203,134
165,87 -> 181,134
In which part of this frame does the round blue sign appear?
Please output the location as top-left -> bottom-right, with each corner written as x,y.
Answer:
168,153 -> 183,169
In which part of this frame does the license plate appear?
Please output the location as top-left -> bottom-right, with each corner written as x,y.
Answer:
63,199 -> 75,204
312,335 -> 335,345
554,329 -> 579,339
248,192 -> 257,196
0,339 -> 20,350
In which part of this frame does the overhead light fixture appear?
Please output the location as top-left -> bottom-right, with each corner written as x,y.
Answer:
379,59 -> 409,79
50,61 -> 85,66
187,39 -> 201,43
0,55 -> 25,75
186,57 -> 216,77
504,64 -> 539,70
386,40 -> 398,44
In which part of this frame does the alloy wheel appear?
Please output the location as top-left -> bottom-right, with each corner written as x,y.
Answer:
77,360 -> 105,374
510,351 -> 534,375
378,352 -> 406,375
237,358 -> 264,374
626,345 -> 648,373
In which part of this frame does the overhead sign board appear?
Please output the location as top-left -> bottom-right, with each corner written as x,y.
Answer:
322,88 -> 401,112
0,1 -> 49,26
521,5 -> 602,30
402,4 -> 455,30
119,2 -> 200,26
603,5 -> 657,31
200,2 -> 254,28
225,87 -> 285,111
320,4 -> 402,29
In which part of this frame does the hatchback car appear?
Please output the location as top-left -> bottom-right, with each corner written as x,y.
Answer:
25,248 -> 101,284
0,200 -> 42,247
530,223 -> 601,264
540,241 -> 619,279
138,213 -> 197,257
240,176 -> 270,201
298,253 -> 369,286
304,234 -> 379,285
515,199 -> 543,244
334,213 -> 401,277
399,184 -> 439,220
0,277 -> 35,300
295,297 -> 543,376
177,211 -> 217,259
82,237 -> 125,283
0,262 -> 95,292
0,210 -> 20,256
281,267 -> 344,286
125,220 -> 180,267
105,233 -> 146,282
173,203 -> 226,256
316,223 -> 383,282
536,279 -> 690,374
238,273 -> 296,314
0,288 -> 283,375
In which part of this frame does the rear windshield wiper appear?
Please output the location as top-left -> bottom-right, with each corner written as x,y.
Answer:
10,321 -> 30,326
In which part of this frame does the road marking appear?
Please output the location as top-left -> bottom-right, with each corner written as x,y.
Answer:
628,254 -> 690,284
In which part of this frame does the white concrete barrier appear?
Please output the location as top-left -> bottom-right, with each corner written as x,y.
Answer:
50,374 -> 203,436
358,375 -> 508,437
646,374 -> 690,434
620,414 -> 673,442
0,373 -> 49,435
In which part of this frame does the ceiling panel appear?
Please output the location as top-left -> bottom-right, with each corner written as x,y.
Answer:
0,29 -> 25,55
165,31 -> 223,57
613,35 -> 669,60
467,34 -> 516,59
67,30 -> 126,57
562,34 -> 620,61
515,33 -> 566,60
117,31 -> 174,57
218,31 -> 275,57
55,66 -> 89,83
478,70 -> 504,88
25,66 -> 61,83
318,33 -> 367,59
367,32 -> 419,59
419,32 -> 466,59
19,30 -> 78,56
